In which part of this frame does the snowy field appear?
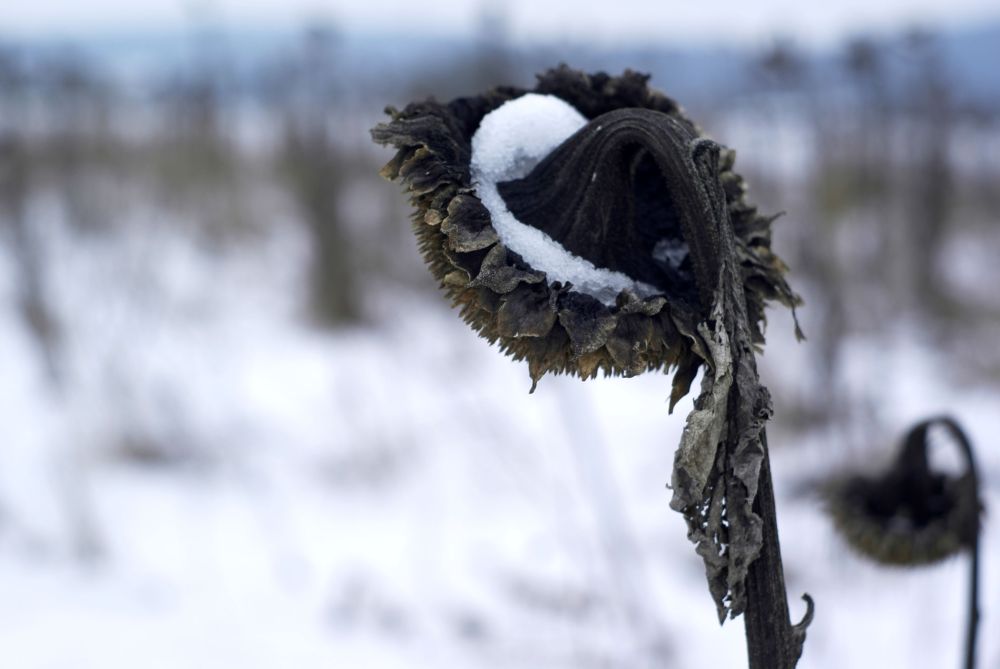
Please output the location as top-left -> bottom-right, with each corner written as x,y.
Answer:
0,190 -> 998,669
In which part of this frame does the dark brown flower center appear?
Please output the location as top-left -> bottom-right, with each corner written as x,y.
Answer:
847,471 -> 956,531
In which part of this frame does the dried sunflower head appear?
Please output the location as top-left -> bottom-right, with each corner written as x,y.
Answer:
826,418 -> 981,566
371,66 -> 800,401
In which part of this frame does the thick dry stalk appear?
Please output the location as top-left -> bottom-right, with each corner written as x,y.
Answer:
672,139 -> 812,667
744,432 -> 813,668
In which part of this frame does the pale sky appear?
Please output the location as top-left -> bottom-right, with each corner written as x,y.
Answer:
3,0 -> 999,46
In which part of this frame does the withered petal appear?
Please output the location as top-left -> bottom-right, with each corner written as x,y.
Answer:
441,194 -> 499,252
557,292 -> 618,356
469,245 -> 545,294
497,283 -> 558,338
605,314 -> 656,376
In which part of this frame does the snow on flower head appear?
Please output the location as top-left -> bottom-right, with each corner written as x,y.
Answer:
371,66 -> 800,396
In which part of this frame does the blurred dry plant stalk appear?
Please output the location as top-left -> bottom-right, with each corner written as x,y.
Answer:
372,66 -> 811,667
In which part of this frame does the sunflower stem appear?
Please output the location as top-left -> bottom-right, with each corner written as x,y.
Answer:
937,417 -> 981,669
744,431 -> 811,668
966,529 -> 980,669
682,140 -> 811,668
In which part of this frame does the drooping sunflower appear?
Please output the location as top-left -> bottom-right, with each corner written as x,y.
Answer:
371,65 -> 800,405
825,417 -> 981,566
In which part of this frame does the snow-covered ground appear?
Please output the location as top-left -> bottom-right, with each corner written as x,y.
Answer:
0,193 -> 997,669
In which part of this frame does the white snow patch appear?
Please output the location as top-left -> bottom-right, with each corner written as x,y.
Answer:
470,94 -> 660,305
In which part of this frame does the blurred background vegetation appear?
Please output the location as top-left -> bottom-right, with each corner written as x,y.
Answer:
1,5 -> 999,667
3,12 -> 998,418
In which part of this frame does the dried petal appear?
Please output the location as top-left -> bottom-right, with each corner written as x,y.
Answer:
441,194 -> 499,252
469,245 -> 545,294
